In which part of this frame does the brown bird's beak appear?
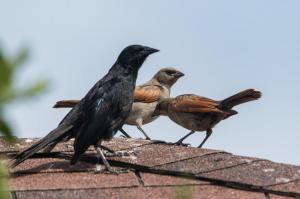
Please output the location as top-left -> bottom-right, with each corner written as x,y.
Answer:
174,71 -> 185,78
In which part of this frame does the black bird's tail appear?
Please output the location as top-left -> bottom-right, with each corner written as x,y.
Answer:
10,124 -> 73,168
219,89 -> 262,110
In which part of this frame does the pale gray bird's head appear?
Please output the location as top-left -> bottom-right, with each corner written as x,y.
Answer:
153,67 -> 184,87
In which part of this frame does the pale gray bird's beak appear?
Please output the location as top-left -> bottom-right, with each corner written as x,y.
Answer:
174,71 -> 185,78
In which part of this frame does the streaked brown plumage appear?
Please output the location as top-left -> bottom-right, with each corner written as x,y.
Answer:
154,89 -> 262,147
53,67 -> 184,140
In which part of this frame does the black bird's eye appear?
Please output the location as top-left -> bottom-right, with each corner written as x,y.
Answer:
136,47 -> 143,53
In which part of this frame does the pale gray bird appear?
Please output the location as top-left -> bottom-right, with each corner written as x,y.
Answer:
53,67 -> 184,140
153,89 -> 262,147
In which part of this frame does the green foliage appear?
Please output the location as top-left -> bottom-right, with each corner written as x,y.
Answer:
0,44 -> 49,197
0,45 -> 48,141
0,164 -> 9,199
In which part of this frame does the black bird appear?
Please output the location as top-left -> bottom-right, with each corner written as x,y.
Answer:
11,45 -> 159,172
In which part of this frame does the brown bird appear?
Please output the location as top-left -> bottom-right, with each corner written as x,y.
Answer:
153,89 -> 262,147
53,67 -> 184,140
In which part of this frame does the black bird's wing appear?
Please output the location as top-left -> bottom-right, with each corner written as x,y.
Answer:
70,76 -> 132,164
10,75 -> 111,167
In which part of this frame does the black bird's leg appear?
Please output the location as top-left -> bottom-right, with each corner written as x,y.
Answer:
94,145 -> 117,173
119,128 -> 132,138
175,131 -> 195,146
95,140 -> 119,174
95,143 -> 133,174
101,145 -> 115,153
136,124 -> 151,140
198,129 -> 213,148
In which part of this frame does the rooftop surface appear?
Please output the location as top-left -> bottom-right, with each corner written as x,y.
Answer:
1,137 -> 300,199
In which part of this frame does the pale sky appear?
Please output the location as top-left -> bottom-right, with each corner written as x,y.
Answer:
1,1 -> 300,164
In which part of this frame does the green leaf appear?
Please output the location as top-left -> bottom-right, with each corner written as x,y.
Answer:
0,50 -> 12,92
19,79 -> 49,98
0,79 -> 49,105
0,117 -> 14,142
11,48 -> 29,68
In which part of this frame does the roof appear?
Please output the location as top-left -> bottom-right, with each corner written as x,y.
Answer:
2,137 -> 300,198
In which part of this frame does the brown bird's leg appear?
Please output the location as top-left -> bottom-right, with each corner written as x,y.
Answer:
175,131 -> 195,145
198,129 -> 213,148
119,128 -> 132,138
136,120 -> 151,140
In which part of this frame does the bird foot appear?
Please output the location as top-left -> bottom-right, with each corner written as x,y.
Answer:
120,135 -> 129,138
110,168 -> 134,174
103,150 -> 136,157
173,142 -> 191,147
94,166 -> 133,174
150,139 -> 168,144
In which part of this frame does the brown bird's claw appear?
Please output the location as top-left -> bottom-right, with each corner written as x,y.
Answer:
174,142 -> 191,147
149,140 -> 168,144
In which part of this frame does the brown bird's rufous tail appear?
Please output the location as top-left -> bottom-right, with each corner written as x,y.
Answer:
53,100 -> 80,108
219,89 -> 262,110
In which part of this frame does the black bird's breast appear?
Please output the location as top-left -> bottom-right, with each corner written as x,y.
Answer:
70,73 -> 136,160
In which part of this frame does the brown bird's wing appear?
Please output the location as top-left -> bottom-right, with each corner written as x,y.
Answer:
171,94 -> 225,114
133,85 -> 162,103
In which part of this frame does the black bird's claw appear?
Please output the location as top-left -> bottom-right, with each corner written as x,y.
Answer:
103,150 -> 137,157
112,168 -> 134,174
94,164 -> 133,174
102,167 -> 133,175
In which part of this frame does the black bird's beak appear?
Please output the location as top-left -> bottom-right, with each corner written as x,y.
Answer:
142,47 -> 159,55
174,71 -> 185,78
